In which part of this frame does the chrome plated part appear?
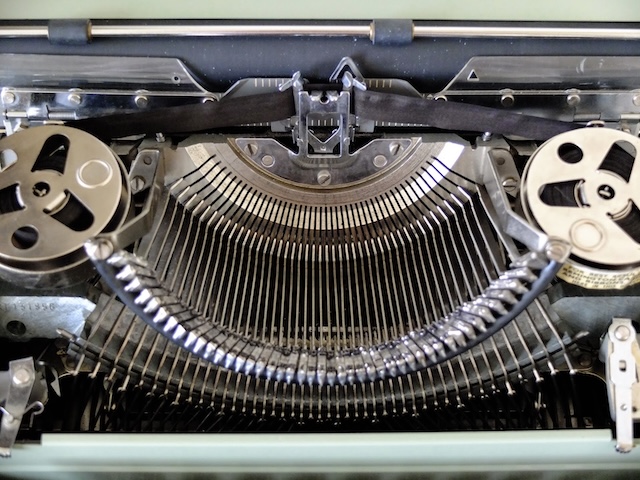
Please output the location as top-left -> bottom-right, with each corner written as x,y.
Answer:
0,54 -> 212,133
235,137 -> 418,187
0,358 -> 35,457
88,132 -> 562,387
0,126 -> 130,288
481,145 -> 552,255
235,64 -> 418,187
603,318 -> 640,453
2,23 -> 640,41
439,57 -> 640,131
66,283 -> 576,420
91,149 -> 163,252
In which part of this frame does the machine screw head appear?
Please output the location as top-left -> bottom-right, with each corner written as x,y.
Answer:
245,143 -> 258,156
501,177 -> 518,193
388,142 -> 402,156
1,90 -> 16,105
67,92 -> 82,106
317,170 -> 332,186
566,93 -> 581,107
633,94 -> 640,107
130,175 -> 146,193
614,325 -> 631,341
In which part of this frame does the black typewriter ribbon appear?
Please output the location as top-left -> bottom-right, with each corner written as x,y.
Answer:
70,88 -> 580,141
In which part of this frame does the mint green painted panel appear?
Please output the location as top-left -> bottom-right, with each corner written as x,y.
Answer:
1,0 -> 640,22
2,430 -> 639,477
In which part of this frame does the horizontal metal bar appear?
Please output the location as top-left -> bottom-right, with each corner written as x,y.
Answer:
91,24 -> 372,37
1,23 -> 640,41
0,26 -> 48,37
413,25 -> 640,40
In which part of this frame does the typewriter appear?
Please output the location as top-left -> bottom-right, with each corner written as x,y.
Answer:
1,3 -> 640,476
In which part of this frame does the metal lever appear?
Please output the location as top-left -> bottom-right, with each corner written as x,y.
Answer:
603,318 -> 640,453
88,148 -> 163,254
0,357 -> 36,457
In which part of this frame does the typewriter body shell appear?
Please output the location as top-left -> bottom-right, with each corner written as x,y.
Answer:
2,1 -> 640,478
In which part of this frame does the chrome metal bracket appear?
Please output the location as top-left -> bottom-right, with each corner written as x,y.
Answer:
89,148 -> 164,253
480,145 -> 570,261
0,357 -> 36,457
604,318 -> 640,453
290,57 -> 365,162
236,57 -> 420,186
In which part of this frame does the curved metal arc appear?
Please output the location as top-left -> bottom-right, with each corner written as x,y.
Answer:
87,239 -> 560,386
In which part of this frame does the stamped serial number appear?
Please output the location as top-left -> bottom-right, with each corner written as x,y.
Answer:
0,302 -> 56,312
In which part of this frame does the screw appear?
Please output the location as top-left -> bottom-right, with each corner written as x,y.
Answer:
155,133 -> 166,143
261,155 -> 275,168
142,155 -> 153,165
317,170 -> 332,186
135,95 -> 149,108
502,177 -> 518,193
500,93 -> 515,108
12,367 -> 32,387
85,238 -> 114,261
67,92 -> 82,106
567,93 -> 581,107
373,154 -> 388,168
1,90 -> 16,105
481,132 -> 493,142
633,94 -> 640,107
388,142 -> 402,156
130,176 -> 146,193
615,325 -> 631,341
245,143 -> 259,156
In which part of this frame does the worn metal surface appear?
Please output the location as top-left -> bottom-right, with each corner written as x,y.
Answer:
0,296 -> 94,340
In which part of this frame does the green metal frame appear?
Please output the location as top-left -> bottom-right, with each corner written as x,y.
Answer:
2,430 -> 639,477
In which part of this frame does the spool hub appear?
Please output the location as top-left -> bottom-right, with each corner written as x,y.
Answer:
521,127 -> 640,289
0,126 -> 130,288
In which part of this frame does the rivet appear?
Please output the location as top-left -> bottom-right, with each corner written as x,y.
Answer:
261,155 -> 275,168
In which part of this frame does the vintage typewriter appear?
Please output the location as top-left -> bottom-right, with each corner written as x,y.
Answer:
1,4 -> 640,476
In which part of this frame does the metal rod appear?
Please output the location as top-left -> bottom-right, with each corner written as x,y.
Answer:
412,25 -> 640,40
92,24 -> 372,37
0,26 -> 48,37
1,23 -> 640,41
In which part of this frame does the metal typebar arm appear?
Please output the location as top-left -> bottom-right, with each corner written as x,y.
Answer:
85,239 -> 561,387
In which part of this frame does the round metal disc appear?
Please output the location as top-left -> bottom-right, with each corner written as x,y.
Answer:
522,127 -> 640,269
0,126 -> 129,286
